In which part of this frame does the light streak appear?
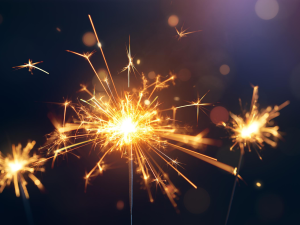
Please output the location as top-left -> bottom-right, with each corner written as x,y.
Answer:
120,36 -> 138,87
13,59 -> 49,75
175,25 -> 202,40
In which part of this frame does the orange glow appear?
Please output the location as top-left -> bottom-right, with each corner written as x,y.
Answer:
148,71 -> 156,79
220,64 -> 230,75
168,15 -> 179,27
174,97 -> 180,101
0,141 -> 45,198
97,68 -> 108,80
210,106 -> 229,125
82,32 -> 96,47
222,86 -> 289,158
116,200 -> 125,210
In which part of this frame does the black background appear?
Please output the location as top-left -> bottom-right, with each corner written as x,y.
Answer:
0,1 -> 300,225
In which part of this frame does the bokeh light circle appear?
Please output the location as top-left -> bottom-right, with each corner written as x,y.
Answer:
255,0 -> 279,20
97,68 -> 108,80
184,188 -> 210,214
92,69 -> 108,92
82,32 -> 96,47
144,99 -> 150,105
178,68 -> 191,81
116,200 -> 124,210
174,96 -> 180,101
256,193 -> 283,221
168,15 -> 179,27
210,106 -> 229,125
219,64 -> 230,75
255,181 -> 263,188
148,71 -> 156,79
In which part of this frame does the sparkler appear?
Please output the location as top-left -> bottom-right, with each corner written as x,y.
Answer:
222,86 -> 289,225
12,59 -> 49,75
43,15 -> 240,224
0,141 -> 45,198
175,25 -> 202,40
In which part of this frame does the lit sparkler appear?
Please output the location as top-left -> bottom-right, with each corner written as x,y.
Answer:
222,86 -> 289,159
0,141 -> 45,198
223,86 -> 289,225
12,59 -> 49,75
175,25 -> 202,40
43,15 -> 240,224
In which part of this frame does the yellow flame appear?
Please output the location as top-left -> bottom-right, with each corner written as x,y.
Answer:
240,121 -> 260,138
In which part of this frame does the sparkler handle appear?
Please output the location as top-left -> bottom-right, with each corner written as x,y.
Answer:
129,144 -> 133,225
224,149 -> 244,225
19,180 -> 34,225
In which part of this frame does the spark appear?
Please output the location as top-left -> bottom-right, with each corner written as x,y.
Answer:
12,59 -> 49,75
120,36 -> 138,87
39,101 -> 79,168
175,25 -> 202,40
222,86 -> 289,158
43,15 -> 239,212
175,91 -> 212,123
0,141 -> 45,198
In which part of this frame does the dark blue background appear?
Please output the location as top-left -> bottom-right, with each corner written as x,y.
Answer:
0,1 -> 299,225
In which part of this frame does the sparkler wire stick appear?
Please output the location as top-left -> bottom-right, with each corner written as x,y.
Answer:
129,144 -> 133,225
224,146 -> 244,225
19,179 -> 34,225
